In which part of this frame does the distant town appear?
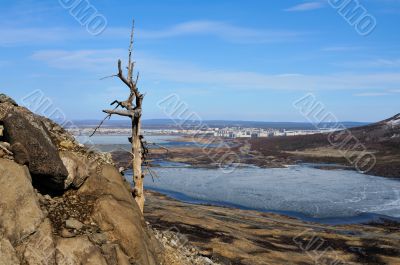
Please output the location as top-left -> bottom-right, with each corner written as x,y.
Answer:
68,127 -> 336,139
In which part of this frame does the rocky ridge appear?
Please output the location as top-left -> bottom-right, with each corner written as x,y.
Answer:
0,94 -> 162,265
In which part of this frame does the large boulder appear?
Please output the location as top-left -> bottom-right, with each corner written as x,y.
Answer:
0,159 -> 44,245
78,164 -> 133,203
92,196 -> 160,265
80,165 -> 163,264
2,110 -> 68,191
55,236 -> 108,265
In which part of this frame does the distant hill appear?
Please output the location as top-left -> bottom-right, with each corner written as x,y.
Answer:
70,119 -> 369,130
250,113 -> 400,178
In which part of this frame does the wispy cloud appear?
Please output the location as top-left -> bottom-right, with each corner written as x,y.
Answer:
136,20 -> 307,43
285,1 -> 326,12
354,92 -> 390,97
321,46 -> 365,52
0,27 -> 69,46
0,20 -> 306,47
31,49 -> 400,92
338,58 -> 400,68
31,49 -> 125,72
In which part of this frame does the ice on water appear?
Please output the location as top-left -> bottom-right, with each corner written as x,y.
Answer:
145,166 -> 400,219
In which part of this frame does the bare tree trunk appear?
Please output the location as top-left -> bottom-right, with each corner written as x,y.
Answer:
92,20 -> 146,213
132,97 -> 144,211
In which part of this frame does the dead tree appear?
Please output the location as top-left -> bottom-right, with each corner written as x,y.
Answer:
93,20 -> 146,212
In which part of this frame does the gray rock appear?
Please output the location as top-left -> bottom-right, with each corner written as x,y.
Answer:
92,196 -> 160,265
65,218 -> 83,230
0,159 -> 44,245
3,110 -> 68,191
89,233 -> 107,245
56,236 -> 108,265
0,93 -> 18,106
60,151 -> 90,189
17,219 -> 56,265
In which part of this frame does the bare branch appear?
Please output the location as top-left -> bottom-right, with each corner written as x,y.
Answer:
145,165 -> 159,182
90,114 -> 111,137
100,74 -> 118,80
134,72 -> 140,88
117,60 -> 132,88
128,19 -> 135,81
103,109 -> 133,117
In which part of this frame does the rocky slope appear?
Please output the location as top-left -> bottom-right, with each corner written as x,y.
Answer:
0,94 -> 165,265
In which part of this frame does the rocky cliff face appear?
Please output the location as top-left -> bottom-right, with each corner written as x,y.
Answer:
0,94 -> 164,265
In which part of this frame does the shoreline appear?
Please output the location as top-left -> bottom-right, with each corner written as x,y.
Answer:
144,190 -> 400,265
144,187 -> 400,226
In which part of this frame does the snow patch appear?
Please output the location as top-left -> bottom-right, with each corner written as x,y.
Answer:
387,115 -> 400,127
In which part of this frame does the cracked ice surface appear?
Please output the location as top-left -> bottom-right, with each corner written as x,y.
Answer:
145,165 -> 400,219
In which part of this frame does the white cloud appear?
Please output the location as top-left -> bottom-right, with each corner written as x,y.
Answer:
31,49 -> 400,92
135,20 -> 306,43
285,1 -> 326,12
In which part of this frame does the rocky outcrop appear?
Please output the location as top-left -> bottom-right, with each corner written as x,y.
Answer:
78,164 -> 133,203
93,197 -> 160,265
80,165 -> 162,264
3,110 -> 68,191
0,93 -> 18,106
0,159 -> 44,245
0,94 -> 166,265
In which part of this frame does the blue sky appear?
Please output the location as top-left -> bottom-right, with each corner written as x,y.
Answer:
0,0 -> 399,122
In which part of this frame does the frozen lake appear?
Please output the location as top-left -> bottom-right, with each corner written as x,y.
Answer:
141,165 -> 400,223
77,135 -> 400,223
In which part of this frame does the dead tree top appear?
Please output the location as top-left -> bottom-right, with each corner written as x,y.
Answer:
91,20 -> 143,136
